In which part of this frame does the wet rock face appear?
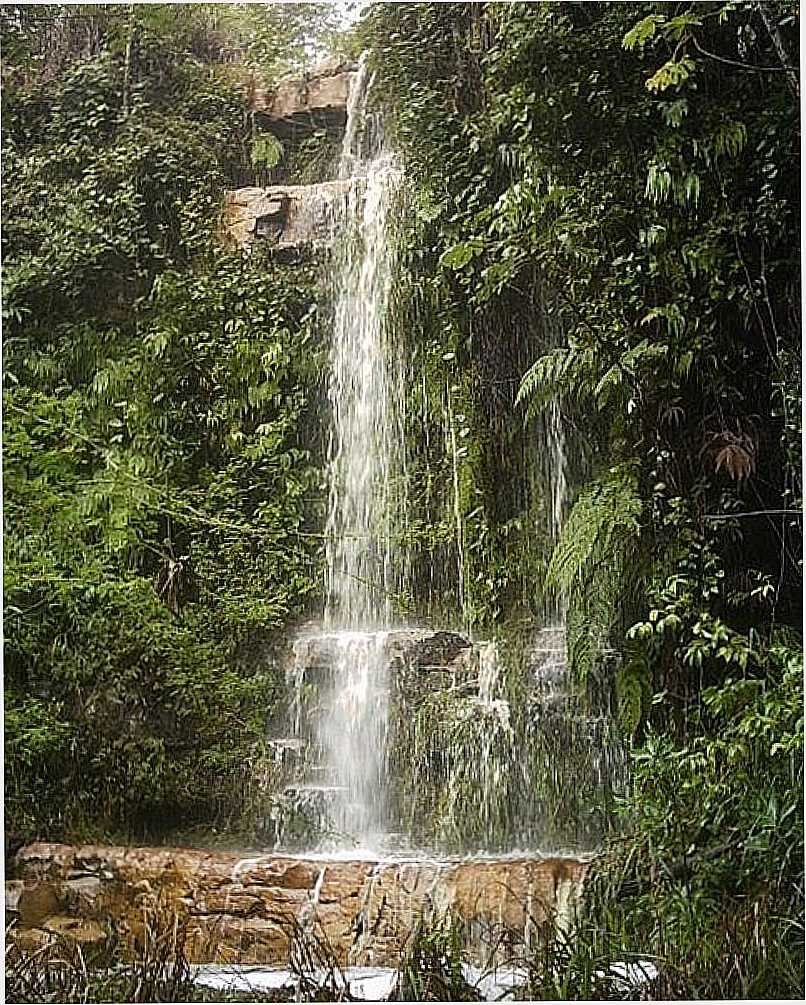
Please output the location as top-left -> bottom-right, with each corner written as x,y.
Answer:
223,181 -> 351,252
252,57 -> 357,137
267,629 -> 473,849
253,625 -> 626,856
290,629 -> 472,700
8,843 -> 589,968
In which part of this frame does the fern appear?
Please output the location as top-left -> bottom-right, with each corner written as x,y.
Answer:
547,464 -> 644,682
615,644 -> 652,735
516,347 -> 570,411
547,465 -> 642,591
516,344 -> 598,418
250,133 -> 283,170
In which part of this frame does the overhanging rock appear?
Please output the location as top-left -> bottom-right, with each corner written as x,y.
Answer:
251,56 -> 357,137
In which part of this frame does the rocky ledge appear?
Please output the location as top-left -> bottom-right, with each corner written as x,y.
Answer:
7,843 -> 589,967
251,56 -> 357,136
223,181 -> 352,253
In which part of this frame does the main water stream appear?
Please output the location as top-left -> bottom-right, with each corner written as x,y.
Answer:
314,57 -> 404,849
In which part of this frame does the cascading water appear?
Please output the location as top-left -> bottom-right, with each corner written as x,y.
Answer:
546,400 -> 568,550
269,58 -> 626,858
297,56 -> 404,849
323,164 -> 403,626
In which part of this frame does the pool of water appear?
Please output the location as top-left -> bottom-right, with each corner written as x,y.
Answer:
190,962 -> 530,1001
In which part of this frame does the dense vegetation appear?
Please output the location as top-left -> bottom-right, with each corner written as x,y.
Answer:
2,1 -> 802,1000
2,3 -> 335,841
361,0 -> 803,997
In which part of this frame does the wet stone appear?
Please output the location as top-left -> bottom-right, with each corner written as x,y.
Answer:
12,843 -> 589,968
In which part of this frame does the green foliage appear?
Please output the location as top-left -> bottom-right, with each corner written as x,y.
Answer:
547,465 -> 644,680
2,11 -> 326,841
547,465 -> 642,596
622,13 -> 669,51
281,129 -> 342,186
250,132 -> 283,170
214,3 -> 345,80
397,919 -> 481,1002
614,644 -> 652,737
0,4 -> 342,88
646,55 -> 698,93
523,638 -> 803,1001
366,1 -> 802,996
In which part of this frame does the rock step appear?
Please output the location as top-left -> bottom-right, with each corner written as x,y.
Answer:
7,842 -> 590,968
223,182 -> 353,252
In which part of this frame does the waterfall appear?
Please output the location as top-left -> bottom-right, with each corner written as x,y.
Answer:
446,386 -> 467,626
324,54 -> 404,629
477,641 -> 502,704
307,55 -> 403,848
547,399 -> 568,549
268,60 -> 625,858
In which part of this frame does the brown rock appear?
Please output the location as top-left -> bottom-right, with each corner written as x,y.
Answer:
13,843 -> 590,968
252,57 -> 357,135
8,926 -> 55,953
186,915 -> 292,965
17,882 -> 63,926
237,857 -> 320,889
223,182 -> 351,251
42,914 -> 107,948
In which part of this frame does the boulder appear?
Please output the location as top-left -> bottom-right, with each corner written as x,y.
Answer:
17,881 -> 63,926
42,914 -> 107,948
350,856 -> 588,967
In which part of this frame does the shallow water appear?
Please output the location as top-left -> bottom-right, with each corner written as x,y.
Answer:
189,962 -> 530,1001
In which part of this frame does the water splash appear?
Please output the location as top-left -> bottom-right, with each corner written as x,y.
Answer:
477,641 -> 502,704
321,631 -> 390,846
386,634 -> 628,854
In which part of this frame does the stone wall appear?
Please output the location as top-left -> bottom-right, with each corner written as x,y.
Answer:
7,843 -> 589,968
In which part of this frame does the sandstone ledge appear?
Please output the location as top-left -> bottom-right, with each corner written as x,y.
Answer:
223,182 -> 351,251
7,843 -> 590,967
251,56 -> 357,135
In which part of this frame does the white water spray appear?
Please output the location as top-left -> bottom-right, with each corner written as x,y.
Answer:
310,56 -> 404,848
